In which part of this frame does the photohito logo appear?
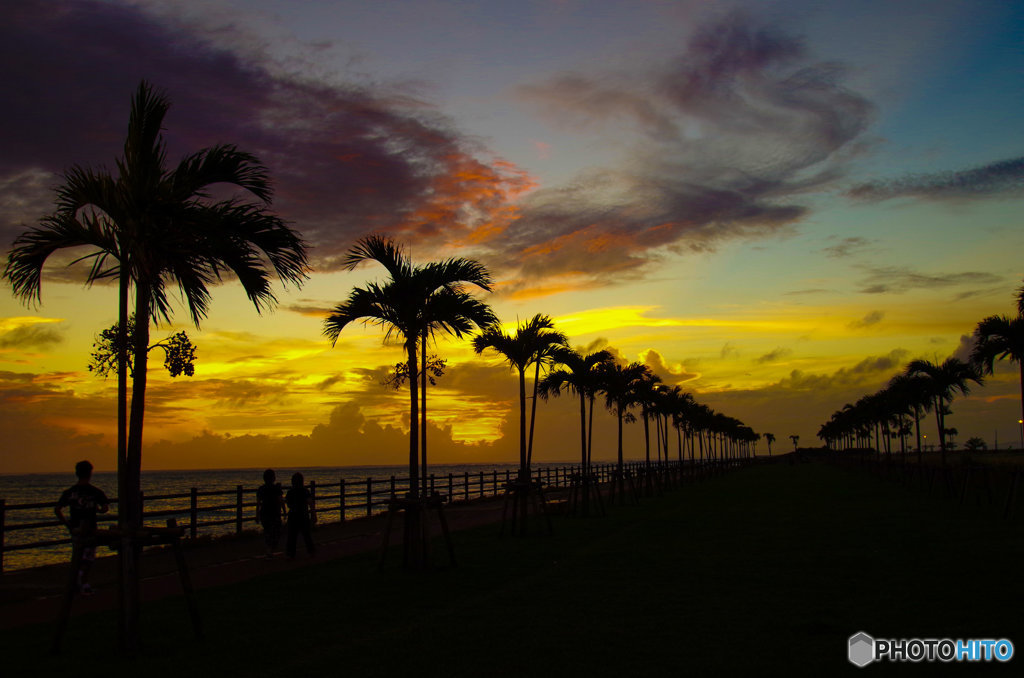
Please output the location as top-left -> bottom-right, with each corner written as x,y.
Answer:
848,632 -> 1014,666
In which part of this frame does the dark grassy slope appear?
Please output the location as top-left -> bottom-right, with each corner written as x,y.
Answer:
6,460 -> 1021,676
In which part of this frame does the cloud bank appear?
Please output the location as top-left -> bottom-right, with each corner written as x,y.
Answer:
496,10 -> 875,293
848,157 -> 1024,202
0,0 -> 531,272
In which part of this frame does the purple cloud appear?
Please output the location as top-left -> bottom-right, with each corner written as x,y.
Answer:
848,157 -> 1024,202
0,0 -> 529,271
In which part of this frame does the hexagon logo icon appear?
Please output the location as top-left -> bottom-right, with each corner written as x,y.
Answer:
849,632 -> 875,667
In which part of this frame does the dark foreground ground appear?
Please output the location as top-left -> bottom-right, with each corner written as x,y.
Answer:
2,458 -> 1022,676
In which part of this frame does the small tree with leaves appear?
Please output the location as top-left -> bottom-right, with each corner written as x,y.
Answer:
964,437 -> 986,452
381,355 -> 446,390
89,314 -> 196,378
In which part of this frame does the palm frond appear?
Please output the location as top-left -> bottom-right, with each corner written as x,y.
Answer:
4,211 -> 121,303
342,234 -> 412,279
323,283 -> 408,347
169,145 -> 273,203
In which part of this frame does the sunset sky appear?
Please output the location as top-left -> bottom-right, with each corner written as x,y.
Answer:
2,0 -> 1023,473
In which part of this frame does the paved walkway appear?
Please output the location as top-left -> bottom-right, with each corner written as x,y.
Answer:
0,495 -> 516,630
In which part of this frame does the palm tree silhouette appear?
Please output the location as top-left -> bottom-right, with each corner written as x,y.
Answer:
662,386 -> 694,474
324,236 -> 492,565
789,434 -> 799,452
886,373 -> 932,465
632,370 -> 663,494
324,235 -> 493,498
764,433 -> 775,456
971,313 -> 1024,443
538,346 -> 613,514
417,261 -> 495,487
595,360 -> 648,502
4,81 -> 307,650
906,358 -> 983,465
472,314 -> 566,481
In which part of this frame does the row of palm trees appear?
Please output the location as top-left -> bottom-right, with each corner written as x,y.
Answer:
817,282 -> 1024,465
324,240 -> 765,502
1,79 -> 766,619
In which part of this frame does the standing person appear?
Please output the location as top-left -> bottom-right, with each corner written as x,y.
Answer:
55,460 -> 109,595
255,469 -> 285,559
285,472 -> 316,558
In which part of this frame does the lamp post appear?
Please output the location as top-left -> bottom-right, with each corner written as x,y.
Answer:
1018,419 -> 1023,451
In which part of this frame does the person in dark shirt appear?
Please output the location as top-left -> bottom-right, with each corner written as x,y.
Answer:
285,472 -> 316,558
55,460 -> 109,594
256,469 -> 285,559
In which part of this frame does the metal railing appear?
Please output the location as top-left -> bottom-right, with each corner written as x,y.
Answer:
1,461 -> 676,573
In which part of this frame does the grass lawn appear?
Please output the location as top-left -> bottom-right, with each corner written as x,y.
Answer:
4,460 -> 1022,676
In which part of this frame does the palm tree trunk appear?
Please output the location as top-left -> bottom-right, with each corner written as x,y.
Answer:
643,409 -> 650,467
407,343 -> 420,497
116,268 -> 131,652
122,282 -> 152,652
934,397 -> 946,465
616,404 -> 624,472
127,289 -> 150,529
420,334 -> 427,492
578,391 -> 587,512
518,368 -> 527,480
1019,362 -> 1024,450
586,395 -> 595,472
527,359 -> 540,471
914,405 -> 922,466
405,342 -> 425,565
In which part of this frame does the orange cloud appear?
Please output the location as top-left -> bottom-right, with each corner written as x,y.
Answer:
395,152 -> 537,247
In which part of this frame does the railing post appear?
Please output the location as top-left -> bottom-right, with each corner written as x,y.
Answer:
492,470 -> 498,497
464,472 -> 470,502
366,478 -> 373,517
0,498 -> 6,575
479,471 -> 484,499
236,485 -> 243,534
448,473 -> 454,501
340,478 -> 347,523
430,473 -> 436,494
390,475 -> 396,501
190,487 -> 198,540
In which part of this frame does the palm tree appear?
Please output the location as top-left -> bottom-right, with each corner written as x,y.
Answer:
538,347 -> 613,513
764,433 -> 775,456
789,434 -> 800,452
473,314 -> 566,481
325,236 -> 493,499
906,358 -> 983,465
5,81 -> 308,650
632,371 -> 663,494
662,386 -> 694,471
417,262 -> 495,487
971,314 -> 1024,441
595,361 -> 649,501
526,324 -> 568,472
886,373 -> 932,465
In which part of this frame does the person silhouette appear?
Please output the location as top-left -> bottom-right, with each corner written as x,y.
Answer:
55,460 -> 109,594
285,472 -> 316,558
256,469 -> 285,559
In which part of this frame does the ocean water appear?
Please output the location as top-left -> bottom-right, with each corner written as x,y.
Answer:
0,461 -> 586,572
